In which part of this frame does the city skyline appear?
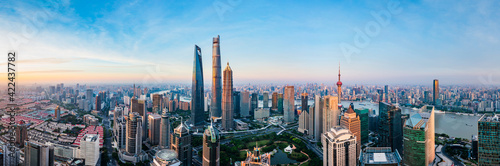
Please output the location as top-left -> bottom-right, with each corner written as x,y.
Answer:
1,1 -> 500,85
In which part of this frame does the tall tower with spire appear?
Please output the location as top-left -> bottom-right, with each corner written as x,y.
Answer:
212,35 -> 222,118
337,63 -> 343,105
222,62 -> 233,131
203,116 -> 220,166
192,45 -> 205,126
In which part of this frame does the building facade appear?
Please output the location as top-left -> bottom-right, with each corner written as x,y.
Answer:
211,35 -> 222,118
171,123 -> 192,166
192,45 -> 205,126
478,114 -> 500,165
284,86 -> 295,123
378,102 -> 403,155
340,105 -> 361,159
221,63 -> 234,131
322,126 -> 357,166
403,108 -> 435,166
203,122 -> 220,166
149,113 -> 162,146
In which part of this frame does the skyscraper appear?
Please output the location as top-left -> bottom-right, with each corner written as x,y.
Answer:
263,91 -> 269,108
212,35 -> 222,118
271,92 -> 278,110
251,92 -> 258,117
378,102 -> 403,155
160,110 -> 171,148
148,113 -> 162,146
284,86 -> 295,123
80,134 -> 100,166
126,112 -> 143,155
323,95 -> 339,134
15,120 -> 28,148
354,109 -> 369,144
240,91 -> 250,117
203,120 -> 220,166
171,122 -> 192,166
336,64 -> 342,104
384,85 -> 389,103
340,105 -> 361,159
192,45 -> 205,126
298,92 -> 309,134
153,94 -> 163,114
478,114 -> 500,165
403,108 -> 435,166
359,147 -> 402,166
278,93 -> 284,113
25,141 -> 54,166
433,79 -> 439,105
222,63 -> 234,131
233,91 -> 241,117
322,126 -> 357,166
95,95 -> 101,111
54,106 -> 61,121
314,95 -> 324,142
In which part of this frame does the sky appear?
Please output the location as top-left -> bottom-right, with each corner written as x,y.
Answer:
0,0 -> 499,86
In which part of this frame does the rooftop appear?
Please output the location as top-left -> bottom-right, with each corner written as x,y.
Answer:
360,147 -> 402,165
479,114 -> 500,122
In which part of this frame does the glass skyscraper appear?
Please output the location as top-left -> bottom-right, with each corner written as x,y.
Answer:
478,114 -> 500,165
191,45 -> 205,126
378,102 -> 403,155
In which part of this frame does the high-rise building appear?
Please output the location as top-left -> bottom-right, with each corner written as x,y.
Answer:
152,149 -> 182,166
478,114 -> 500,165
340,105 -> 361,159
54,106 -> 61,121
25,141 -> 54,166
298,92 -> 309,134
203,121 -> 220,166
403,108 -> 435,166
192,45 -> 205,127
384,85 -> 389,103
263,91 -> 269,108
322,126 -> 357,166
250,92 -> 258,117
114,107 -> 126,150
148,113 -> 162,146
126,112 -> 143,155
15,120 -> 28,148
359,147 -> 402,166
160,110 -> 171,148
233,91 -> 241,117
80,134 -> 100,166
354,109 -> 369,144
301,92 -> 308,114
211,35 -> 222,118
153,94 -> 163,114
472,135 -> 478,159
323,96 -> 339,134
433,79 -> 439,105
271,92 -> 278,110
336,64 -> 342,104
2,144 -> 20,166
86,89 -> 93,111
240,91 -> 250,117
314,95 -> 324,142
171,122 -> 192,166
378,102 -> 403,155
284,86 -> 295,123
95,95 -> 102,111
222,63 -> 234,131
278,93 -> 284,113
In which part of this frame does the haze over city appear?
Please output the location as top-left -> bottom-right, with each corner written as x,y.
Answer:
1,0 -> 500,85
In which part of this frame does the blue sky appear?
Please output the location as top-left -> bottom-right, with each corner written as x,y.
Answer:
0,0 -> 499,85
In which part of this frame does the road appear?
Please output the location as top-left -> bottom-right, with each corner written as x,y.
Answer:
102,112 -> 118,166
440,144 -> 464,166
284,130 -> 323,159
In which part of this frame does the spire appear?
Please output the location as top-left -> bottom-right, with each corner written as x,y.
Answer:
338,62 -> 341,81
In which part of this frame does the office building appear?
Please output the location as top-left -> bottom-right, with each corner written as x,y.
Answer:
322,126 -> 356,166
2,144 -> 20,166
354,109 -> 369,144
25,141 -> 54,166
250,93 -> 258,117
278,93 -> 284,114
95,95 -> 101,111
233,91 -> 241,117
478,114 -> 500,165
152,149 -> 182,166
15,120 -> 28,148
203,121 -> 220,166
171,122 -> 192,166
222,63 -> 234,131
433,79 -> 439,105
340,105 -> 361,159
54,105 -> 61,121
254,108 -> 270,121
240,91 -> 250,117
80,134 -> 100,166
472,135 -> 478,159
160,110 -> 171,148
149,113 -> 162,146
378,102 -> 403,155
126,112 -> 143,155
153,94 -> 163,114
212,35 -> 222,118
284,86 -> 295,123
323,96 -> 339,134
314,95 -> 324,142
403,108 -> 435,166
192,45 -> 205,126
272,92 -> 278,110
263,91 -> 269,108
359,147 -> 402,166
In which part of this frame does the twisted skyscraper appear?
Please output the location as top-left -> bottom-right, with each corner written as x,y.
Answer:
212,35 -> 222,118
192,45 -> 205,126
